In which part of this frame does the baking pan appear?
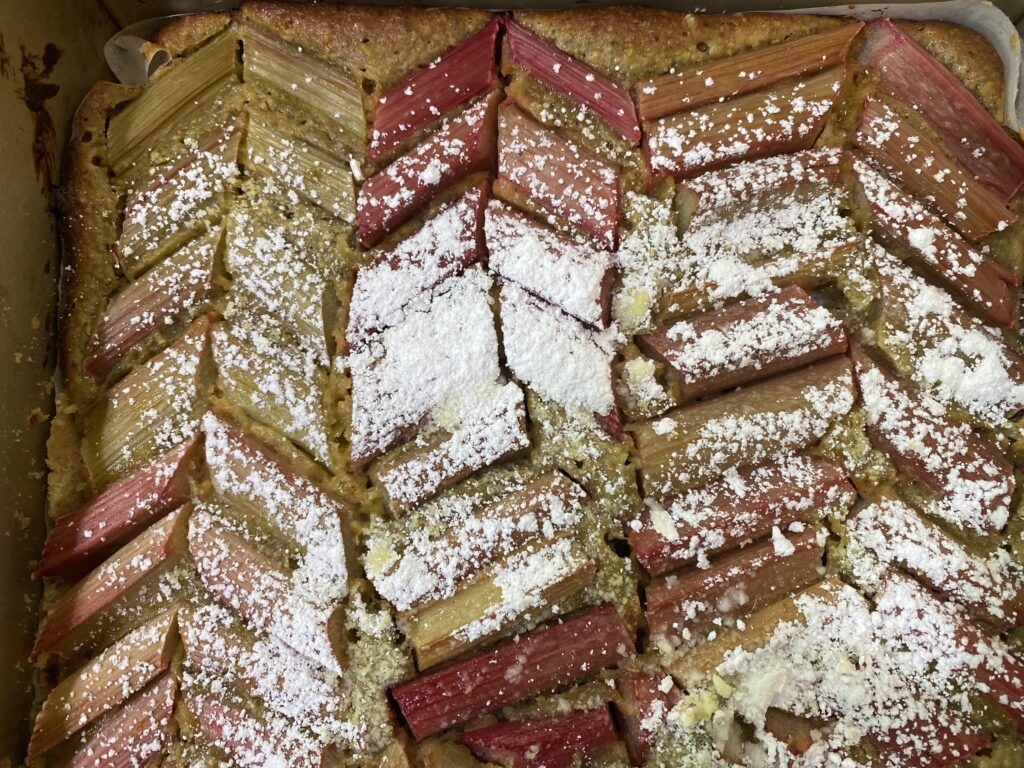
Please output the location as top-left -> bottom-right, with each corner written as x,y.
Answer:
1,0 -> 1022,763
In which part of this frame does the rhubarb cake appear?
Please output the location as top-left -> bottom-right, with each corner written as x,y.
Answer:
33,2 -> 1024,766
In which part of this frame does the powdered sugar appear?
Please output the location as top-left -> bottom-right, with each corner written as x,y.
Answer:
500,281 -> 618,419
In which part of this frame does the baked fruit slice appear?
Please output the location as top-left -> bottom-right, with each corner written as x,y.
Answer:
38,5 -> 1024,767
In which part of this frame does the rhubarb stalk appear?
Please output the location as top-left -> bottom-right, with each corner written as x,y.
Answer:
637,24 -> 862,121
390,603 -> 634,739
504,20 -> 640,145
638,286 -> 848,402
35,437 -> 198,581
495,103 -> 620,250
853,98 -> 1015,241
357,92 -> 499,249
458,706 -> 620,768
370,17 -> 500,160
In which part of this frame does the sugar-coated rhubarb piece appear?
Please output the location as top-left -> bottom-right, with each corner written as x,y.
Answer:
676,148 -> 844,226
32,505 -> 190,660
243,25 -> 364,152
859,19 -> 1024,201
349,268 -> 505,462
854,98 -> 1016,242
246,120 -> 356,220
644,67 -> 843,181
212,322 -> 332,465
632,355 -> 855,497
852,157 -> 1017,327
35,437 -> 198,581
661,241 -> 857,321
638,286 -> 847,401
403,536 -> 595,669
201,411 -> 349,583
495,104 -> 620,250
852,343 -> 1014,534
872,250 -> 1024,425
107,29 -> 239,174
349,184 -> 487,346
629,455 -> 853,576
86,226 -> 221,381
485,200 -> 615,328
187,687 -> 337,768
458,706 -> 620,768
82,314 -> 213,489
357,91 -> 499,248
188,503 -> 342,673
500,282 -> 620,437
117,121 -> 240,278
615,673 -> 678,765
224,212 -> 332,366
368,472 -> 586,612
866,716 -> 990,768
646,528 -> 825,643
637,24 -> 862,122
374,381 -> 531,515
671,151 -> 858,314
61,671 -> 177,768
504,20 -> 640,145
28,610 -> 177,759
180,602 -> 351,739
390,603 -> 634,739
370,18 -> 500,160
846,495 -> 1024,629
876,573 -> 1024,731
667,577 -> 850,687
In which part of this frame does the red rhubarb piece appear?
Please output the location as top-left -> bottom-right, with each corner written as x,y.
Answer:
495,103 -> 620,250
504,20 -> 639,145
637,286 -> 847,401
854,98 -> 1016,241
85,227 -> 220,381
35,438 -> 199,581
852,157 -> 1017,326
458,706 -> 620,768
615,673 -> 678,765
867,716 -> 990,768
390,603 -> 634,739
644,67 -> 843,182
859,19 -> 1024,201
370,17 -> 500,160
877,573 -> 1024,731
677,149 -> 844,222
629,455 -> 853,577
485,199 -> 615,328
63,672 -> 177,768
851,343 -> 1014,535
32,505 -> 190,659
358,89 -> 499,248
350,183 -> 487,346
637,24 -> 862,122
846,496 -> 1024,629
646,527 -> 825,642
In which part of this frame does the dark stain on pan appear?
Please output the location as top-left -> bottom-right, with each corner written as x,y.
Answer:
17,42 -> 63,201
0,33 -> 12,79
